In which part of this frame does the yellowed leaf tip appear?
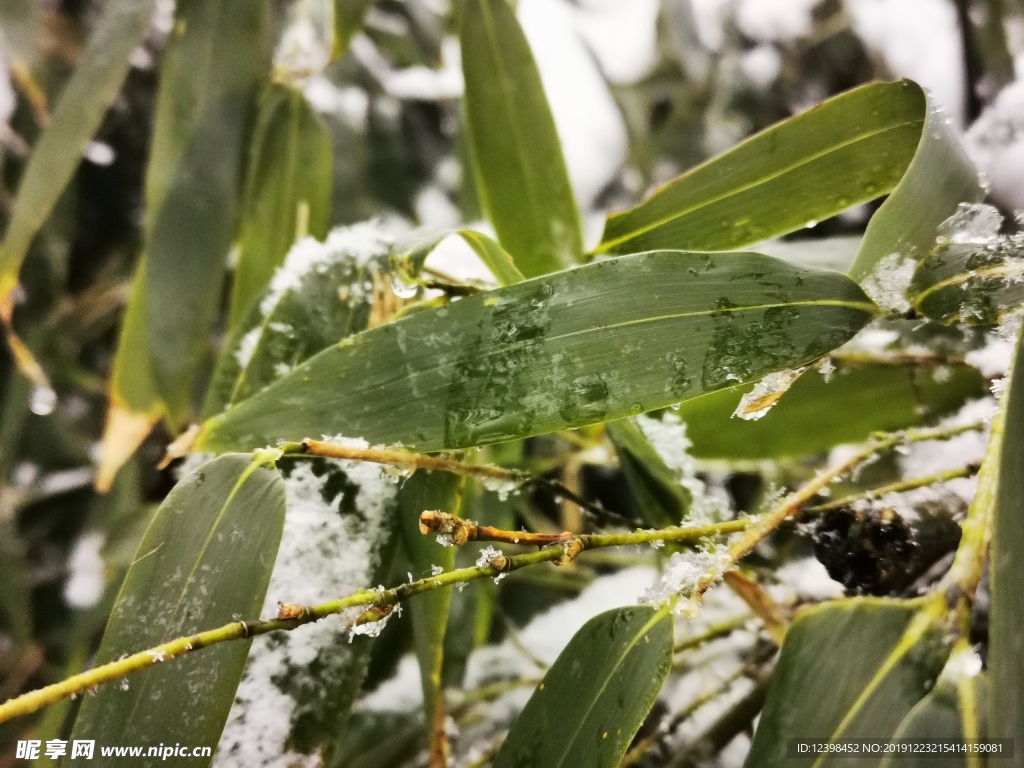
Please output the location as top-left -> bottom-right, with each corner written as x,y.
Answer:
157,424 -> 202,470
95,406 -> 159,492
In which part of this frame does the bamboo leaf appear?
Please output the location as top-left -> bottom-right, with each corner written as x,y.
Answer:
204,223 -> 394,417
397,470 -> 465,763
881,671 -> 987,768
229,84 -> 333,328
67,455 -> 286,766
333,0 -> 376,59
605,419 -> 690,528
595,81 -> 980,284
195,251 -> 876,453
675,362 -> 984,460
96,261 -> 162,492
745,598 -> 950,767
988,329 -> 1024,748
493,605 -> 673,768
399,230 -> 525,287
460,0 -> 584,277
217,455 -> 399,766
909,235 -> 1024,325
0,0 -> 158,309
143,0 -> 268,420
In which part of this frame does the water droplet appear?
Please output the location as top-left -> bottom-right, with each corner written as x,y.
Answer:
559,375 -> 608,422
29,386 -> 56,416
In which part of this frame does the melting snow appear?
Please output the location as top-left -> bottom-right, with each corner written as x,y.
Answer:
63,532 -> 106,609
215,457 -> 397,768
860,253 -> 915,313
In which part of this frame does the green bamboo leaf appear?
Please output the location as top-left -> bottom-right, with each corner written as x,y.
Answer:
909,235 -> 1024,325
95,260 -> 162,492
881,671 -> 987,768
595,81 -> 980,284
493,605 -> 673,768
333,0 -> 375,59
746,598 -> 950,767
67,455 -> 286,767
605,419 -> 691,528
988,329 -> 1024,748
0,0 -> 158,307
143,0 -> 268,419
397,471 -> 465,749
675,362 -> 984,460
460,0 -> 584,277
195,251 -> 877,453
217,454 -> 398,766
398,229 -> 525,287
229,84 -> 333,328
200,223 -> 393,420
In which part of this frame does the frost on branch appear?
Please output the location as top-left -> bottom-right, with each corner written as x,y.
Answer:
215,454 -> 397,768
639,547 -> 731,616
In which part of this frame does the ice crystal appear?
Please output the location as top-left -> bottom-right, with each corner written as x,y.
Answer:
860,253 -> 915,313
476,546 -> 503,568
481,475 -> 518,501
639,547 -> 730,608
733,367 -> 804,421
936,202 -> 1003,246
430,564 -> 445,576
817,357 -> 836,382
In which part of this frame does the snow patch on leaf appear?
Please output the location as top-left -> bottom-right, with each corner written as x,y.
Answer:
215,457 -> 397,767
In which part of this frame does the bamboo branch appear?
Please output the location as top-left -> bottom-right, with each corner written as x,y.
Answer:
0,420 -> 985,723
804,463 -> 979,514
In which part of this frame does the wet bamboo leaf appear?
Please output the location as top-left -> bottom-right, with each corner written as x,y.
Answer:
333,0 -> 376,59
68,455 -> 286,767
675,363 -> 984,460
881,673 -> 987,768
746,598 -> 949,767
217,224 -> 393,412
143,0 -> 268,419
988,329 -> 1024,748
397,471 -> 465,756
195,251 -> 877,453
460,0 -> 584,277
595,81 -> 980,285
0,0 -> 158,309
909,236 -> 1024,325
493,605 -> 673,768
229,84 -> 333,328
605,419 -> 690,528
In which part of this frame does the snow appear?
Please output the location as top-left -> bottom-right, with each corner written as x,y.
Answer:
733,368 -> 804,421
735,0 -> 818,43
966,81 -> 1024,211
741,45 -> 783,90
63,532 -> 106,609
935,203 -> 1003,246
637,412 -> 731,522
215,457 -> 397,768
260,222 -> 393,316
845,0 -> 965,127
518,0 -> 628,211
274,0 -> 332,77
860,253 -> 915,314
639,547 -> 730,612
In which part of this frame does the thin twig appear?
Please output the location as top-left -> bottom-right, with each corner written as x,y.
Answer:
0,420 -> 985,722
804,463 -> 979,514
